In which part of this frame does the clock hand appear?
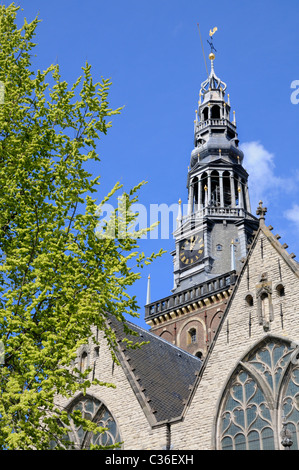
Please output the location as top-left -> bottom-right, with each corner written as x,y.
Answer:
190,236 -> 195,251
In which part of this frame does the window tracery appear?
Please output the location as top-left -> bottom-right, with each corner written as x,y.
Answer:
51,395 -> 121,449
217,337 -> 299,450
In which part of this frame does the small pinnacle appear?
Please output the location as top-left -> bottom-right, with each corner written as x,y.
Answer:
256,201 -> 267,224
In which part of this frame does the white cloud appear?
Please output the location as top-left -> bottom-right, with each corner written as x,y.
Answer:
240,141 -> 293,210
284,204 -> 299,229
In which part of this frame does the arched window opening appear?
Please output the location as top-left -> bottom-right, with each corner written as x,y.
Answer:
276,284 -> 285,297
195,351 -> 203,359
217,338 -> 299,450
50,395 -> 121,450
192,176 -> 198,212
245,294 -> 254,307
188,328 -> 197,345
211,170 -> 220,207
223,171 -> 231,207
211,105 -> 220,119
201,172 -> 208,206
202,107 -> 209,121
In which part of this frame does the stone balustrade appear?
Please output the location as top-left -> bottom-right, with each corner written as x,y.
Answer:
145,270 -> 236,321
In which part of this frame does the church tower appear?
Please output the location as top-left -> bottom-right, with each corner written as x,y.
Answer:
173,52 -> 258,293
145,50 -> 259,358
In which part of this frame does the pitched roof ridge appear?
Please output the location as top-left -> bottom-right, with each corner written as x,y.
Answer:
106,315 -> 202,425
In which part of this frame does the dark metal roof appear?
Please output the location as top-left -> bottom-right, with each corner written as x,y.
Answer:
108,316 -> 202,425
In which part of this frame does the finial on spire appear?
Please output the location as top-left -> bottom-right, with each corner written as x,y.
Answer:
208,27 -> 217,46
146,274 -> 151,305
207,26 -> 217,61
199,27 -> 227,95
256,201 -> 267,224
176,199 -> 182,228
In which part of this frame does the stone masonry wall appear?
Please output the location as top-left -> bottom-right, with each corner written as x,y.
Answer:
55,328 -> 166,450
170,226 -> 299,450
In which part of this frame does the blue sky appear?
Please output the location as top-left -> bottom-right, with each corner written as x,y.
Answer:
14,0 -> 299,329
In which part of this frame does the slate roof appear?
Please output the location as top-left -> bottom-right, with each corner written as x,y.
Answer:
108,315 -> 202,426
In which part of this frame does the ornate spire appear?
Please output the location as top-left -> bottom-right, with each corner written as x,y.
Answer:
200,28 -> 226,95
200,55 -> 227,95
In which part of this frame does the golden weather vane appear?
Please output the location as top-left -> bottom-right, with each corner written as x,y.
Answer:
197,25 -> 218,76
207,26 -> 217,57
209,27 -> 218,37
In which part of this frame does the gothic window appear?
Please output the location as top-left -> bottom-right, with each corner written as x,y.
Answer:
188,328 -> 197,344
53,395 -> 121,449
216,337 -> 299,450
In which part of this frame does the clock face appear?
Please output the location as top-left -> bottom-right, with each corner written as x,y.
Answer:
179,234 -> 204,267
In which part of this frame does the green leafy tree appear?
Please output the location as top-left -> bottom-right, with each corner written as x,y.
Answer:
0,4 -> 163,449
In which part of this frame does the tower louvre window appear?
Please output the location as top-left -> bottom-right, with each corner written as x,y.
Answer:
211,104 -> 220,119
202,107 -> 209,121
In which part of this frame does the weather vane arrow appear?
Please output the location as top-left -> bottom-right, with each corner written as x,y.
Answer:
207,26 -> 217,53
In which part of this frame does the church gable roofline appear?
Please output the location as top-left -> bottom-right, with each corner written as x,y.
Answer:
107,314 -> 202,427
179,201 -> 299,416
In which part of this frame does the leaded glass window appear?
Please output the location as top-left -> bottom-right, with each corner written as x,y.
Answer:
217,337 -> 299,450
52,395 -> 121,449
